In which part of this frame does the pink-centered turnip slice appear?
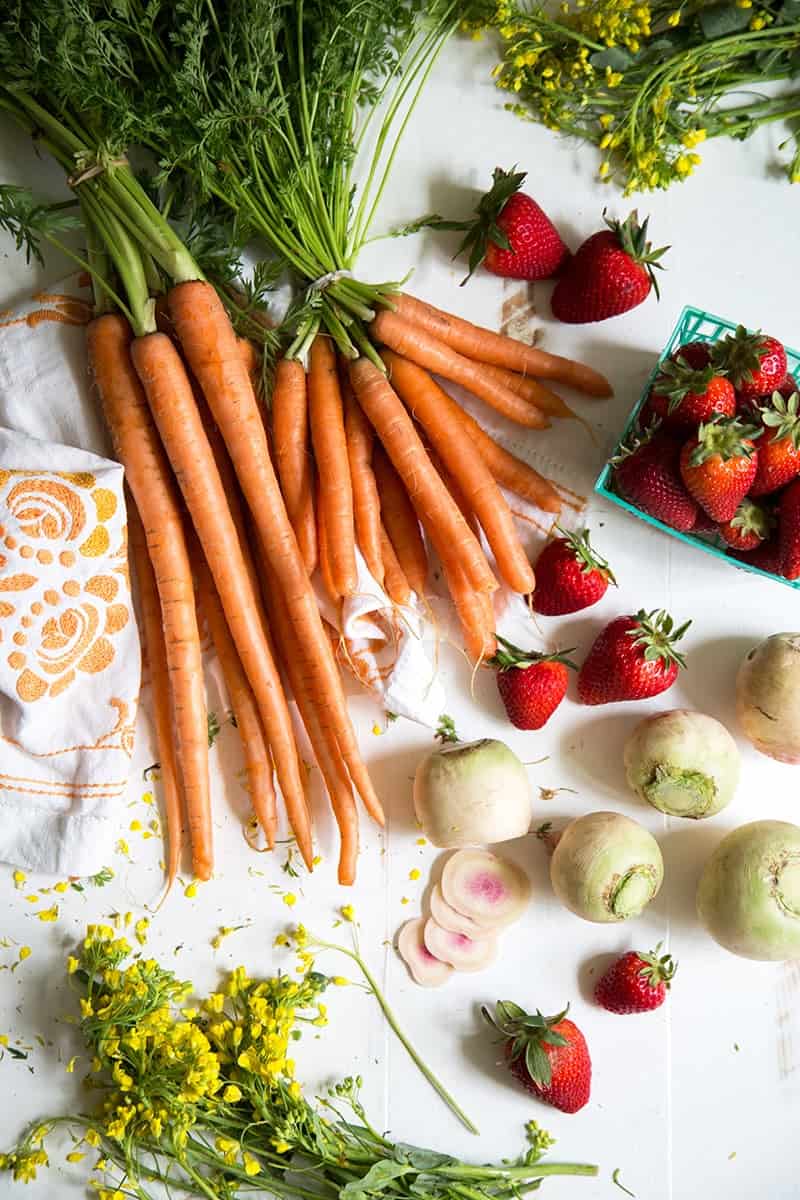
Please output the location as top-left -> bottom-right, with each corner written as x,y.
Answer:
397,918 -> 453,987
441,849 -> 531,929
430,883 -> 496,940
423,917 -> 498,972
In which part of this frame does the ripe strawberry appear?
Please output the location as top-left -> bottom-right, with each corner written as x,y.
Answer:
778,478 -> 800,580
649,359 -> 735,432
533,526 -> 616,615
595,945 -> 677,1015
551,210 -> 668,324
483,1001 -> 591,1114
670,341 -> 712,372
577,608 -> 690,706
613,430 -> 699,532
713,326 -> 787,401
750,390 -> 800,496
718,497 -> 773,551
692,507 -> 719,535
742,373 -> 800,416
777,374 -> 800,400
490,638 -> 575,730
729,535 -> 785,577
452,167 -> 569,284
679,417 -> 761,522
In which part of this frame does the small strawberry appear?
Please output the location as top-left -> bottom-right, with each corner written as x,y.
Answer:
649,359 -> 736,432
450,167 -> 570,284
729,535 -> 786,577
533,526 -> 616,615
679,417 -> 761,522
613,429 -> 699,532
692,507 -> 719,535
778,478 -> 800,580
777,373 -> 800,400
482,1001 -> 591,1114
713,326 -> 787,401
670,341 -> 712,372
595,944 -> 677,1015
490,638 -> 575,730
750,390 -> 800,496
577,608 -> 690,706
718,497 -> 773,551
551,210 -> 668,324
742,373 -> 800,416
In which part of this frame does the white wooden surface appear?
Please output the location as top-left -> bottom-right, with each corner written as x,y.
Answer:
1,34 -> 800,1200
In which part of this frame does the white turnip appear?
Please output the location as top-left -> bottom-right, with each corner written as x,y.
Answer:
413,738 -> 532,848
736,633 -> 800,763
550,811 -> 663,923
696,819 -> 800,960
624,709 -> 740,819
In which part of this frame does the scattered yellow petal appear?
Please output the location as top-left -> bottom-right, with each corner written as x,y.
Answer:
25,894 -> 40,904
18,946 -> 31,961
12,870 -> 26,890
65,1056 -> 78,1073
134,918 -> 149,946
149,819 -> 160,833
84,1130 -> 101,1148
54,882 -> 69,894
332,976 -> 349,986
283,893 -> 297,908
129,820 -> 142,832
340,904 -> 355,922
0,1035 -> 8,1046
67,956 -> 79,974
115,839 -> 130,857
311,855 -> 322,867
66,1151 -> 85,1163
371,723 -> 383,736
401,896 -> 410,905
142,791 -> 154,805
184,882 -> 198,899
415,837 -> 427,846
408,868 -> 421,881
36,905 -> 59,923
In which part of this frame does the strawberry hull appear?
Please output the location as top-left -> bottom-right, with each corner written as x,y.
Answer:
595,304 -> 800,593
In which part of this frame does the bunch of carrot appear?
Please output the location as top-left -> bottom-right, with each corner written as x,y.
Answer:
272,291 -> 611,663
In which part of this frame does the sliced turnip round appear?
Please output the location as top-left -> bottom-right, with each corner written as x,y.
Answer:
423,918 -> 498,972
430,883 -> 496,940
397,918 -> 452,987
441,849 -> 531,929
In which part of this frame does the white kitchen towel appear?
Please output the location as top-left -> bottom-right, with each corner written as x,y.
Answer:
0,288 -> 140,874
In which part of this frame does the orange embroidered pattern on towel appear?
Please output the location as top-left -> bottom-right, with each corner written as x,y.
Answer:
0,470 -> 131,703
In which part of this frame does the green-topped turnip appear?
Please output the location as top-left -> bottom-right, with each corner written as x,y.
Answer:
413,738 -> 532,848
624,709 -> 740,819
737,633 -> 800,763
550,812 -> 663,923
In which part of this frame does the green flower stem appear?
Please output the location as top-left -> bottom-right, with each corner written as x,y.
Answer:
311,937 -> 479,1136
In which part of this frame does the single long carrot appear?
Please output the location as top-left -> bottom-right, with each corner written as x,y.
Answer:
371,309 -> 549,430
342,372 -> 384,586
127,498 -> 184,892
383,352 -> 535,595
379,524 -> 412,606
87,313 -> 212,881
349,358 -> 498,596
194,548 -> 279,849
167,281 -> 383,830
372,445 -> 428,598
408,372 -> 562,513
308,336 -> 357,597
394,293 -> 613,398
317,478 -> 341,607
478,362 -> 579,422
130,329 -> 314,868
443,557 -> 497,662
271,358 -> 317,575
260,559 -> 359,886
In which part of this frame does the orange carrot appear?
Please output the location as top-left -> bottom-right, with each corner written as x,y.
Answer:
261,560 -> 358,886
194,548 -> 279,849
237,335 -> 260,382
87,314 -> 212,881
271,358 -> 317,575
379,523 -> 412,606
478,363 -> 578,421
317,478 -> 341,607
371,309 -> 549,429
130,328 -> 314,867
350,358 -> 498,596
127,498 -> 185,892
443,557 -> 497,662
167,281 -> 383,831
372,446 -> 428,598
383,352 -> 535,595
394,293 -> 613,398
308,336 -> 357,597
342,372 -> 384,585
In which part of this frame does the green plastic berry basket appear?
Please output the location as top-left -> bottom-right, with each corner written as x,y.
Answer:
594,304 -> 800,590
